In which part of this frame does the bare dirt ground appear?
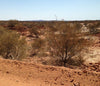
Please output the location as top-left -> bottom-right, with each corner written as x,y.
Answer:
0,58 -> 100,86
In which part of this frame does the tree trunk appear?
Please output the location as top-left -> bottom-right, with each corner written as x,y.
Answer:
63,58 -> 67,67
64,61 -> 66,67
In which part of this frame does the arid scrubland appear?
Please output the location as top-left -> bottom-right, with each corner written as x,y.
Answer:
0,20 -> 100,86
0,20 -> 100,66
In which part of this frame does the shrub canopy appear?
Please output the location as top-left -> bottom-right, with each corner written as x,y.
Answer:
0,26 -> 27,60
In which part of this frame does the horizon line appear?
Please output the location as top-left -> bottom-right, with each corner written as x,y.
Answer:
0,19 -> 100,22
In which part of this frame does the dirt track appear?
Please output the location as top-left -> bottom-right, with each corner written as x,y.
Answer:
0,58 -> 100,86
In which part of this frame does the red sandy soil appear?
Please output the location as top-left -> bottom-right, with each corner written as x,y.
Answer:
0,58 -> 100,86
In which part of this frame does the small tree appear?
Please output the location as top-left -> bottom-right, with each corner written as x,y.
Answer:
47,22 -> 90,66
0,26 -> 27,60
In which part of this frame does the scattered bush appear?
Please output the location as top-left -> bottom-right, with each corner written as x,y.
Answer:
0,21 -> 96,67
29,27 -> 39,38
47,22 -> 90,66
7,20 -> 18,30
31,38 -> 45,56
0,26 -> 27,60
15,23 -> 27,32
88,23 -> 100,34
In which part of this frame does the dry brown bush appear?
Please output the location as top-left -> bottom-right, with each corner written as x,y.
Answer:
46,22 -> 90,66
31,38 -> 45,56
29,27 -> 39,38
0,26 -> 27,60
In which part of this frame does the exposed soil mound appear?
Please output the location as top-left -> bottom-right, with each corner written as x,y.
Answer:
0,58 -> 100,86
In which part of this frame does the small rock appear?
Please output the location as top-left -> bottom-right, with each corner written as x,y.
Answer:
77,72 -> 82,75
70,79 -> 74,82
54,82 -> 57,84
61,83 -> 64,85
68,74 -> 71,77
73,82 -> 80,86
6,71 -> 9,74
55,77 -> 58,81
83,70 -> 87,73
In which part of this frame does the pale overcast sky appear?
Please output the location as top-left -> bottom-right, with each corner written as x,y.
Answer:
0,0 -> 100,20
